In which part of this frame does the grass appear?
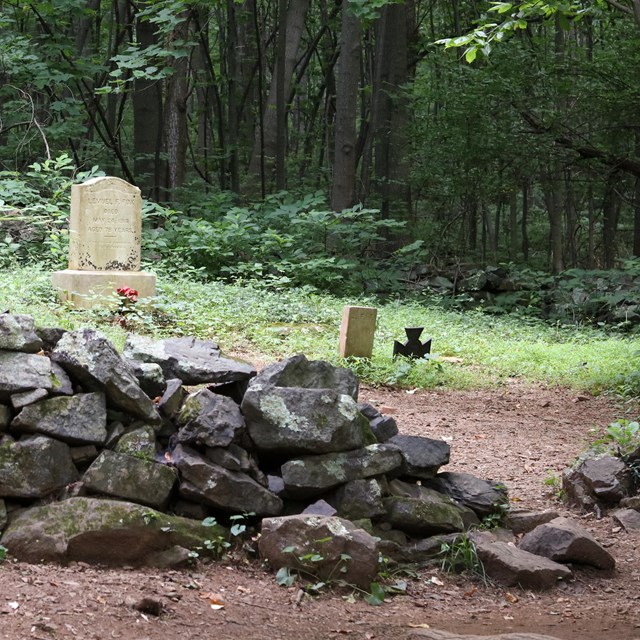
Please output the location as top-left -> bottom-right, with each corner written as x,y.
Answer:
3,262 -> 639,393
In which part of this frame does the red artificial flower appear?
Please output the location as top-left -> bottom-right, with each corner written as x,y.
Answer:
116,286 -> 139,303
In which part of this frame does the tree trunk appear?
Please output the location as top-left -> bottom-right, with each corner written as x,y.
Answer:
248,0 -> 311,187
602,172 -> 621,269
163,11 -> 191,200
133,8 -> 163,199
331,5 -> 361,211
543,170 -> 565,273
368,2 -> 413,218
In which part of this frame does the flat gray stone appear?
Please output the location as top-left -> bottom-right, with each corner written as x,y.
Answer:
0,435 -> 79,499
125,360 -> 166,398
123,334 -> 255,385
114,425 -> 157,460
173,444 -> 282,516
0,352 -> 54,400
253,354 -> 359,399
519,516 -> 615,569
613,508 -> 640,531
11,392 -> 108,446
10,388 -> 49,409
83,450 -> 177,509
506,510 -> 560,535
383,479 -> 469,536
0,313 -> 42,352
473,534 -> 571,589
427,471 -> 508,518
51,329 -> 160,424
388,434 -> 450,479
281,444 -> 402,498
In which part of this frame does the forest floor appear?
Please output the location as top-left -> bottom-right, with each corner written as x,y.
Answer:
1,381 -> 640,640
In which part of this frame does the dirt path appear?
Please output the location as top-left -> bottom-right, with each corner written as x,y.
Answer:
2,383 -> 639,640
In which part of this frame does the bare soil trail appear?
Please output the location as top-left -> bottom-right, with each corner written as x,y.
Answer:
2,383 -> 639,640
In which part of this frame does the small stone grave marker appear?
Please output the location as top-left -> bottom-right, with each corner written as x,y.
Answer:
339,306 -> 377,358
51,177 -> 156,308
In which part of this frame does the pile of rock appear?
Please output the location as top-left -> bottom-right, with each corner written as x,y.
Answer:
563,451 -> 640,531
0,313 -> 617,589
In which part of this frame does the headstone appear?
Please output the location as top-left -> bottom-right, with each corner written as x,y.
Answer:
51,176 -> 156,308
339,305 -> 377,358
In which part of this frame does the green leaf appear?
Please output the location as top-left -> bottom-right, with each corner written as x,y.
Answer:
202,517 -> 218,527
364,582 -> 386,606
275,567 -> 296,587
465,47 -> 478,63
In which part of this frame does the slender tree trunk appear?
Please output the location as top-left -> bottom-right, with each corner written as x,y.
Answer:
602,172 -> 621,269
509,190 -> 518,260
133,8 -> 163,199
522,179 -> 529,262
248,0 -> 310,187
331,5 -> 361,211
163,11 -> 191,199
543,170 -> 565,273
368,2 -> 413,218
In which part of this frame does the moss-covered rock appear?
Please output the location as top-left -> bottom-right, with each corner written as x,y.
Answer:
0,496 -> 227,565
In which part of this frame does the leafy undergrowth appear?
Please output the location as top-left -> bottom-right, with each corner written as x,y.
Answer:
2,263 -> 639,393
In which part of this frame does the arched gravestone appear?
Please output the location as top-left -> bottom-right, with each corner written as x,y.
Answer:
51,177 -> 156,308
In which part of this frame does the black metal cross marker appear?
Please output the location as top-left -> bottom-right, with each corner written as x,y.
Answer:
393,327 -> 432,359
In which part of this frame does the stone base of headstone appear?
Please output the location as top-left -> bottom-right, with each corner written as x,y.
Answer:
339,305 -> 377,358
51,269 -> 156,309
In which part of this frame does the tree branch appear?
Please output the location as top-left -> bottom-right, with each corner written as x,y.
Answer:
519,109 -> 640,179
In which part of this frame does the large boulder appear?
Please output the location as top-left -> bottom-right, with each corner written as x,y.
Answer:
176,389 -> 245,449
388,434 -> 450,479
0,435 -> 79,498
172,444 -> 282,516
10,392 -> 107,446
52,329 -> 160,424
0,313 -> 42,353
0,352 -> 54,400
518,516 -> 615,570
243,386 -> 373,455
123,334 -> 256,384
259,514 -> 378,588
83,450 -> 177,509
281,444 -> 403,498
427,471 -> 508,518
0,497 -> 227,565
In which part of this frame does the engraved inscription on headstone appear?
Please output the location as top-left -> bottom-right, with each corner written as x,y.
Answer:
51,176 -> 156,309
68,177 -> 141,271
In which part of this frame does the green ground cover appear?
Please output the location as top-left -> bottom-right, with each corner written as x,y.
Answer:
4,264 -> 639,394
